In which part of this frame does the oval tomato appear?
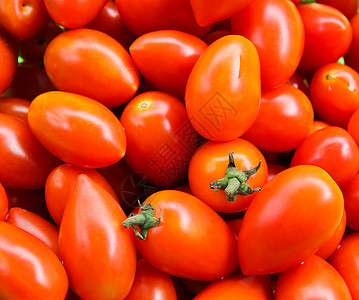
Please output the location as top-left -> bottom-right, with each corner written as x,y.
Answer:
341,173 -> 359,231
309,120 -> 330,135
185,35 -> 261,141
286,72 -> 310,96
231,0 -> 304,89
44,28 -> 139,108
347,107 -> 359,147
0,97 -> 30,123
28,91 -> 127,168
316,0 -> 359,20
345,13 -> 359,73
238,165 -> 344,275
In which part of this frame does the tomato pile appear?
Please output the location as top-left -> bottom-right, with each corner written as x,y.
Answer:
1,0 -> 359,299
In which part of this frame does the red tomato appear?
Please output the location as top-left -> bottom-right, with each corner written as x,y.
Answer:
5,207 -> 60,257
345,13 -> 359,73
185,35 -> 261,141
275,255 -> 352,299
0,28 -> 17,95
44,28 -> 139,108
0,183 -> 8,221
0,113 -> 61,189
297,3 -> 352,73
242,84 -> 314,152
290,126 -> 359,186
316,0 -> 359,20
347,107 -> 359,147
188,138 -> 268,213
328,233 -> 359,299
129,30 -> 208,99
114,0 -> 212,38
231,0 -> 304,89
341,173 -> 359,231
286,72 -> 310,96
123,190 -> 238,281
0,97 -> 30,123
120,91 -> 198,188
0,221 -> 68,299
59,174 -> 137,300
44,0 -> 108,28
193,274 -> 273,300
28,91 -> 127,168
45,163 -> 118,225
309,63 -> 359,128
238,165 -> 344,275
124,258 -> 177,300
0,0 -> 49,39
309,120 -> 330,135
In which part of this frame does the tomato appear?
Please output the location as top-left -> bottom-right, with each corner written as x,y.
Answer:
185,35 -> 261,141
238,165 -> 344,275
290,126 -> 359,186
114,0 -> 212,38
275,255 -> 351,299
341,173 -> 359,231
129,30 -> 207,99
120,91 -> 198,188
190,0 -> 253,27
231,0 -> 304,89
227,217 -> 243,236
5,207 -> 60,257
345,13 -> 359,73
309,63 -> 359,128
309,120 -> 330,135
297,3 -> 352,73
242,84 -> 314,153
59,174 -> 137,300
0,0 -> 49,39
85,0 -> 135,49
0,183 -> 8,221
0,221 -> 68,299
28,91 -> 127,168
124,258 -> 177,300
44,28 -> 139,108
123,190 -> 238,281
193,274 -> 272,300
0,113 -> 61,189
0,28 -> 18,95
45,163 -> 118,225
286,72 -> 310,96
316,0 -> 359,20
188,138 -> 268,213
0,97 -> 30,123
328,233 -> 359,299
348,107 -> 359,147
44,0 -> 108,28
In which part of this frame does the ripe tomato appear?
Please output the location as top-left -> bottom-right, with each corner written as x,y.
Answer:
297,3 -> 352,73
341,173 -> 359,231
59,174 -> 137,300
347,107 -> 359,147
290,126 -> 359,186
316,0 -> 359,20
28,91 -> 127,168
120,91 -> 198,188
275,255 -> 351,299
238,165 -> 344,275
231,0 -> 304,89
0,97 -> 30,123
188,138 -> 268,213
286,72 -> 310,96
242,84 -> 314,152
0,183 -> 8,221
185,35 -> 261,141
44,28 -> 139,108
345,13 -> 359,73
129,30 -> 207,99
0,221 -> 68,300
309,120 -> 330,135
0,28 -> 17,95
0,113 -> 61,189
123,190 -> 238,281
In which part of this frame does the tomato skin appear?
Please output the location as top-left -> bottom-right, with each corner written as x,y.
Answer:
193,274 -> 273,300
129,30 -> 208,99
0,0 -> 49,39
45,163 -> 118,226
348,107 -> 359,147
286,72 -> 310,96
316,0 -> 359,20
238,165 -> 344,275
0,183 -> 8,221
345,13 -> 359,73
290,126 -> 359,186
341,173 -> 359,231
185,35 -> 261,141
133,190 -> 238,281
120,91 -> 198,188
231,0 -> 304,89
44,28 -> 139,108
274,255 -> 352,299
267,164 -> 287,182
188,138 -> 268,213
44,0 -> 108,28
0,97 -> 30,123
242,84 -> 314,153
0,221 -> 68,300
5,207 -> 60,257
297,3 -> 352,74
59,174 -> 137,300
0,113 -> 61,189
309,120 -> 330,135
28,91 -> 127,169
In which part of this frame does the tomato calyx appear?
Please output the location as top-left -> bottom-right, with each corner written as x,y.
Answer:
210,152 -> 261,202
122,201 -> 162,240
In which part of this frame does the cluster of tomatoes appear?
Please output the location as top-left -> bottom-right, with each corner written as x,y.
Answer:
1,0 -> 359,299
